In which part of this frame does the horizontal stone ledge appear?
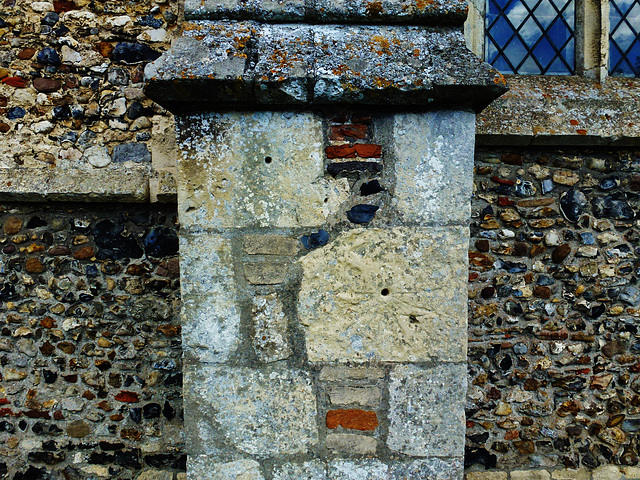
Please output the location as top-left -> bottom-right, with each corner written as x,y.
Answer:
477,75 -> 640,146
0,166 -> 169,203
144,22 -> 506,113
185,0 -> 469,26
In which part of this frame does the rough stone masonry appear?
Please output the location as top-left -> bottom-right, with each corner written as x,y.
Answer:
145,1 -> 507,478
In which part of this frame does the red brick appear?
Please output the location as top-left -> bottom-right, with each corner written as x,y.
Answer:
1,76 -> 28,88
53,0 -> 76,13
326,409 -> 379,431
330,124 -> 368,141
354,144 -> 382,158
326,145 -> 356,159
115,391 -> 139,403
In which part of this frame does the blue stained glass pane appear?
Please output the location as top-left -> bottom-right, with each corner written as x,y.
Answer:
533,37 -> 556,65
485,0 -> 575,74
547,56 -> 570,74
610,0 -> 640,77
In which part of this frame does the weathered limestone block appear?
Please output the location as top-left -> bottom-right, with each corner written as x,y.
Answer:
251,293 -> 292,363
326,433 -> 377,455
387,364 -> 466,457
272,461 -> 327,480
180,234 -> 239,363
175,111 -> 349,228
189,457 -> 265,480
299,227 -> 468,363
389,111 -> 476,225
185,366 -> 318,456
243,234 -> 300,256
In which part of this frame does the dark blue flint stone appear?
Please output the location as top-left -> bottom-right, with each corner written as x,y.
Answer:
536,275 -> 554,286
36,47 -> 60,66
580,232 -> 595,245
560,189 -> 587,223
599,176 -> 620,191
144,227 -> 179,257
138,14 -> 164,28
112,142 -> 151,163
142,403 -> 162,419
7,107 -> 25,120
592,195 -> 634,220
52,105 -> 71,120
347,204 -> 379,224
113,42 -> 161,64
41,12 -> 59,26
130,408 -> 142,424
514,179 -> 536,197
301,229 -> 329,250
360,179 -> 384,196
622,418 -> 640,433
498,260 -> 527,273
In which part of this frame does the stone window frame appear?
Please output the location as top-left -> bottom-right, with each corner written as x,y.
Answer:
465,0 -> 610,81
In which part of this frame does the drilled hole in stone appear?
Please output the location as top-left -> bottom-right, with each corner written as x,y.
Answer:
381,288 -> 390,296
264,156 -> 272,164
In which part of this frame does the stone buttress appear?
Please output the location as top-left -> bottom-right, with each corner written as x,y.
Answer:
144,2 -> 506,478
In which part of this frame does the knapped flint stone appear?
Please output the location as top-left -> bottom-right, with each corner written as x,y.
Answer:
33,77 -> 62,92
186,366 -> 318,456
7,107 -> 25,119
144,227 -> 178,257
113,42 -> 161,64
464,446 -> 497,469
112,142 -> 151,163
360,180 -> 384,196
346,204 -> 379,224
559,189 -> 587,222
592,195 -> 635,220
387,363 -> 465,457
52,105 -> 71,120
620,286 -> 640,305
42,12 -> 59,26
37,47 -> 61,66
552,243 -> 571,263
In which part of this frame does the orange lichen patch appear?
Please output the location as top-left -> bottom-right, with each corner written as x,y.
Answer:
369,35 -> 392,55
326,409 -> 379,431
366,1 -> 383,15
493,73 -> 507,85
415,0 -> 436,10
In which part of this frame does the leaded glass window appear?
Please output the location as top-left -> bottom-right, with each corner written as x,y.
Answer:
610,0 -> 640,77
486,0 -> 576,75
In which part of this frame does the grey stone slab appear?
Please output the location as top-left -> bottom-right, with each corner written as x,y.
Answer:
244,262 -> 291,285
299,227 -> 468,363
388,458 -> 464,480
387,363 -> 466,458
326,433 -> 377,455
328,460 -> 389,480
185,365 -> 318,456
175,111 -> 349,229
389,111 -> 476,226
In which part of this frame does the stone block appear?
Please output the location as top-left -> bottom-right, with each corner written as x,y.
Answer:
299,227 -> 468,363
175,111 -> 349,228
272,461 -> 327,480
181,291 -> 240,364
189,457 -> 264,480
326,433 -> 377,455
135,470 -> 173,480
243,234 -> 300,256
622,466 -> 640,479
328,386 -> 381,406
551,468 -> 591,480
465,472 -> 508,480
319,366 -> 385,383
244,262 -> 291,285
389,111 -> 476,226
251,293 -> 292,363
179,234 -> 234,296
0,166 -> 150,202
511,471 -> 551,480
591,466 -> 623,480
328,459 -> 462,480
387,363 -> 466,457
184,366 -> 318,456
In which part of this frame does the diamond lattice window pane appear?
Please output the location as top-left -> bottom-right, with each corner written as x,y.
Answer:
610,0 -> 640,77
486,0 -> 575,74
